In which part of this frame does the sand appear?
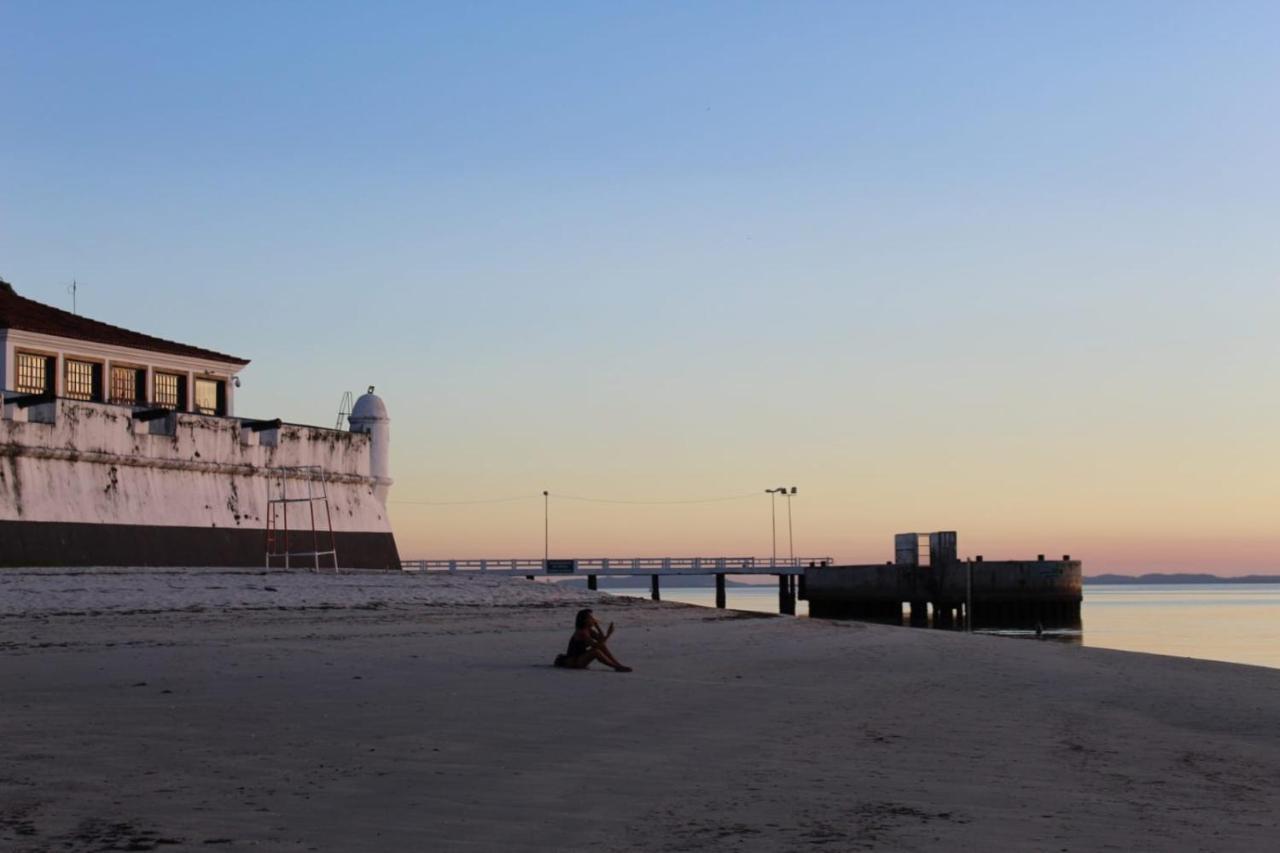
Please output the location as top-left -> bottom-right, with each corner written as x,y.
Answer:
1,570 -> 1278,852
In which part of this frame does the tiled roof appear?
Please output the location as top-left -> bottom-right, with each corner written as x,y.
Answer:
0,280 -> 249,366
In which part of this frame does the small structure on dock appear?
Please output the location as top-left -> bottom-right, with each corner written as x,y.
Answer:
806,532 -> 1081,629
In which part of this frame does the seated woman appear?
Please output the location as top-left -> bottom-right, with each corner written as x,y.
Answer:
555,608 -> 632,672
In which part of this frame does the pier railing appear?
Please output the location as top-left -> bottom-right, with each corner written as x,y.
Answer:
400,557 -> 833,575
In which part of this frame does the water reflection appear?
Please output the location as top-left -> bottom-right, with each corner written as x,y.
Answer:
1080,584 -> 1280,669
976,627 -> 1082,647
651,583 -> 1280,669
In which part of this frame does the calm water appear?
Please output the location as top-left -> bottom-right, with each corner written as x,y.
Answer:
629,583 -> 1280,670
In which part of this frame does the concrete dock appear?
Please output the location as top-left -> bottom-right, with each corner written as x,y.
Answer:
805,533 -> 1082,629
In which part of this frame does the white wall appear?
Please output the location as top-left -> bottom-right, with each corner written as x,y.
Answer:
0,398 -> 390,535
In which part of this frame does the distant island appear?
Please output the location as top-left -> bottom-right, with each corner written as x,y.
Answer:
557,573 -> 1280,588
552,571 -> 1280,584
1086,573 -> 1280,585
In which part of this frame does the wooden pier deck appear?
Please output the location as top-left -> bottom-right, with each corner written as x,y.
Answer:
400,557 -> 834,614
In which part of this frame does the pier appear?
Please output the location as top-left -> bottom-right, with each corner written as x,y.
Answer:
401,556 -> 831,614
403,534 -> 1082,627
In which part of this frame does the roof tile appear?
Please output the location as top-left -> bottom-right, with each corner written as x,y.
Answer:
0,280 -> 249,366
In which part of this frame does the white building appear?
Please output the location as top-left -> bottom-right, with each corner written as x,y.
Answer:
0,279 -> 398,570
1,279 -> 247,415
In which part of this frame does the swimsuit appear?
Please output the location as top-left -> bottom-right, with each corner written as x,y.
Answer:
566,633 -> 589,658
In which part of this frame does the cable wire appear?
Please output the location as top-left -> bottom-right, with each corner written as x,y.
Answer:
389,491 -> 764,507
548,492 -> 762,506
388,495 -> 540,506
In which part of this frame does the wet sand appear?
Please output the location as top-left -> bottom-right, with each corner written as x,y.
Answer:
1,571 -> 1278,851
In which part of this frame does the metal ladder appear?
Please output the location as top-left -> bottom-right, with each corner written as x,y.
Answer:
264,466 -> 339,572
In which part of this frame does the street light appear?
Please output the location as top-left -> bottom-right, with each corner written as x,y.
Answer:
785,486 -> 798,562
543,490 -> 549,567
765,487 -> 788,566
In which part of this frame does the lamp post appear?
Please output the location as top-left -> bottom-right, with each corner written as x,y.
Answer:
785,486 -> 797,563
765,487 -> 787,566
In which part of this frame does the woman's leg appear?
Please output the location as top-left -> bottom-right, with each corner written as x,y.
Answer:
568,648 -> 631,672
592,642 -> 629,671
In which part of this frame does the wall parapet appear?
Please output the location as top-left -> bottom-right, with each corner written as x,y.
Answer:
1,397 -> 393,545
1,397 -> 375,480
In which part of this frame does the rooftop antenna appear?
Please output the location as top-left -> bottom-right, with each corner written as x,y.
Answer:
67,279 -> 78,314
336,390 -> 354,430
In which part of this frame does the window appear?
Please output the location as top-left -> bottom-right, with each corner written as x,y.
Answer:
15,352 -> 54,395
194,377 -> 226,416
64,358 -> 103,401
154,372 -> 187,410
110,366 -> 146,405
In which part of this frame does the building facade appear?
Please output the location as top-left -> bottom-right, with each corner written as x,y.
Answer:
1,280 -> 246,415
0,280 -> 399,570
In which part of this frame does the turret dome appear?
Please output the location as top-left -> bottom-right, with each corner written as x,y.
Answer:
350,386 -> 389,424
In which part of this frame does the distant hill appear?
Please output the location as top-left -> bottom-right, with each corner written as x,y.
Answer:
1086,573 -> 1280,585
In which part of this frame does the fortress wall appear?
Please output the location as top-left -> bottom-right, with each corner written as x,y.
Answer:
0,400 -> 399,569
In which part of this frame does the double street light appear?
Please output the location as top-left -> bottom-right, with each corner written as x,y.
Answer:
765,486 -> 798,566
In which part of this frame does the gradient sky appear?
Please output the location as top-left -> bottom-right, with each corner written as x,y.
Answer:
2,2 -> 1277,572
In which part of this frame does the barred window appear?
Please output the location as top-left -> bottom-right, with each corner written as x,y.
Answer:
15,352 -> 54,395
110,366 -> 146,405
194,377 -> 225,416
154,372 -> 186,410
64,358 -> 102,401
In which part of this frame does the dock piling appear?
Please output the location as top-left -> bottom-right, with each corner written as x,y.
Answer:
778,575 -> 796,615
910,600 -> 928,626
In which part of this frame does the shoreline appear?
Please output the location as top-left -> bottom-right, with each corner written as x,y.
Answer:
2,571 -> 1278,851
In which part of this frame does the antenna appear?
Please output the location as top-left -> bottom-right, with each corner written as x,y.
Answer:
336,391 -> 354,430
67,279 -> 78,314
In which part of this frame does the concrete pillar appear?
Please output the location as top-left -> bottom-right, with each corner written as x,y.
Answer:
909,600 -> 928,627
715,573 -> 726,609
587,575 -> 597,591
797,574 -> 807,600
778,575 -> 796,615
650,575 -> 660,601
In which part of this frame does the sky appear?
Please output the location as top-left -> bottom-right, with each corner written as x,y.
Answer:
2,2 -> 1277,572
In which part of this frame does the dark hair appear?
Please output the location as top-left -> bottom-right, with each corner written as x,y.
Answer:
575,608 -> 594,629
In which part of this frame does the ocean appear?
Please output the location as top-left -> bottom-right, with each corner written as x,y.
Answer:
624,582 -> 1280,670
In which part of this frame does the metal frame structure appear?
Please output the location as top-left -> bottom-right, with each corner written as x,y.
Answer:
265,465 -> 339,572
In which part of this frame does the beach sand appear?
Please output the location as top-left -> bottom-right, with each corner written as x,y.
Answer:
1,570 -> 1277,852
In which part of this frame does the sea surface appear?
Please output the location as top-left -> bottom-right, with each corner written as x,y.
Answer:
632,583 -> 1280,670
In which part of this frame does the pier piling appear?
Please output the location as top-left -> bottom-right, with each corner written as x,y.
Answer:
715,573 -> 726,609
909,600 -> 928,626
650,575 -> 660,601
778,575 -> 796,615
587,575 -> 597,591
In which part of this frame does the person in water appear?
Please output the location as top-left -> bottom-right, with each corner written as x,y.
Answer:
555,608 -> 632,672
